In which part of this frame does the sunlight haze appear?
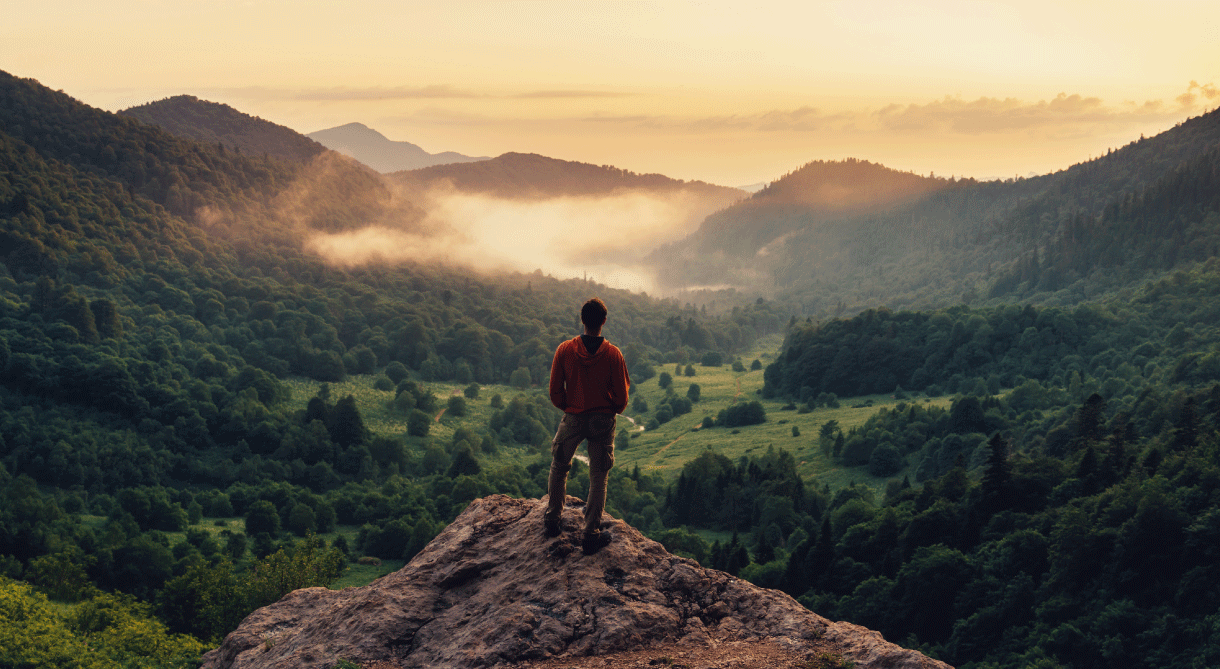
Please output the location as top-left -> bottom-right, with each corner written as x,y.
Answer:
3,0 -> 1217,185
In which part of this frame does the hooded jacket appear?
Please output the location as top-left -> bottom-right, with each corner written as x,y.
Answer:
548,335 -> 630,415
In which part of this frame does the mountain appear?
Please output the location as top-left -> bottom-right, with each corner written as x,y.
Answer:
651,108 -> 1220,315
119,95 -> 327,164
389,151 -> 746,202
308,122 -> 489,173
202,495 -> 947,669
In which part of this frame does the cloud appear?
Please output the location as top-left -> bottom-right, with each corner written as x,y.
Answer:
876,82 -> 1218,135
1177,80 -> 1220,107
216,85 -> 480,101
303,187 -> 732,294
512,90 -> 634,99
214,86 -> 632,102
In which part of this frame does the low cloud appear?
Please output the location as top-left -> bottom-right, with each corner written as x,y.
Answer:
304,187 -> 727,294
875,93 -> 1171,134
401,81 -> 1215,139
1177,80 -> 1220,107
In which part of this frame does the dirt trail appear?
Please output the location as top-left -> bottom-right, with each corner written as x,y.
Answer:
653,422 -> 704,458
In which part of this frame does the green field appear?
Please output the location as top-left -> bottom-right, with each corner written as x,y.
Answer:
609,335 -> 952,495
280,334 -> 950,504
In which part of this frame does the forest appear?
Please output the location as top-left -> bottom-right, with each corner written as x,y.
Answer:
3,67 -> 1220,668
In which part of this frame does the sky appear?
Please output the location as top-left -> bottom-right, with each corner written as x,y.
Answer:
3,0 -> 1218,187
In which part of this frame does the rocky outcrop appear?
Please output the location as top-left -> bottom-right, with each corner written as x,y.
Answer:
202,495 -> 951,669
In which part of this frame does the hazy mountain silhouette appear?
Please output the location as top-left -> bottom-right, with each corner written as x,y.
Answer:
390,151 -> 745,201
119,95 -> 327,164
307,122 -> 488,173
651,109 -> 1220,312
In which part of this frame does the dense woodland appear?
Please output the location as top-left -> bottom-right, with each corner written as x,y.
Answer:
3,67 -> 1220,668
0,70 -> 785,666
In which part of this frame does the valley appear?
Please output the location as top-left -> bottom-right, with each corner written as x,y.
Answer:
2,66 -> 1220,668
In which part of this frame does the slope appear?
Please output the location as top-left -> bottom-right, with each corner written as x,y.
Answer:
120,95 -> 327,164
651,107 -> 1220,315
391,151 -> 744,202
308,122 -> 489,173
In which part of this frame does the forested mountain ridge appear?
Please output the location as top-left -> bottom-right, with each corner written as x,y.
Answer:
389,151 -> 747,202
652,107 -> 1220,316
308,122 -> 489,173
119,95 -> 328,164
0,71 -> 791,664
736,258 -> 1220,668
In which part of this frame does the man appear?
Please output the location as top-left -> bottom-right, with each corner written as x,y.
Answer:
545,297 -> 630,555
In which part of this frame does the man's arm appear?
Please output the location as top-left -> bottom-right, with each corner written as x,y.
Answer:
609,348 -> 630,415
548,343 -> 567,411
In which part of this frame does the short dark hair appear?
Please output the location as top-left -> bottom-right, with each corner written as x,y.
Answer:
581,297 -> 607,328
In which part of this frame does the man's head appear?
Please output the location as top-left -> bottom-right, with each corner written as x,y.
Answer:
581,297 -> 607,332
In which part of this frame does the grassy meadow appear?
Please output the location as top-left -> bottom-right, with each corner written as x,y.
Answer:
280,333 -> 950,506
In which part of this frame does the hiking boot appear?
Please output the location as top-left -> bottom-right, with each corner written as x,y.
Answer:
582,530 -> 613,555
544,515 -> 562,538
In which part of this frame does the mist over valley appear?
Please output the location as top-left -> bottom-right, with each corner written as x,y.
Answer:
4,65 -> 1220,669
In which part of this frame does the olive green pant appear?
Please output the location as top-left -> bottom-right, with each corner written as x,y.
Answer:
546,412 -> 616,536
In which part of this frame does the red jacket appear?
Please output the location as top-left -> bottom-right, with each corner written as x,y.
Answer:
549,336 -> 630,415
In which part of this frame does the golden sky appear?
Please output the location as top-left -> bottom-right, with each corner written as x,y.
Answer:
4,0 -> 1218,186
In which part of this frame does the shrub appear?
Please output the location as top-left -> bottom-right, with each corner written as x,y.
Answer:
373,375 -> 395,391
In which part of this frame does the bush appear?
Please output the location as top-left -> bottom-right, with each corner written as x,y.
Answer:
687,383 -> 701,403
659,372 -> 673,389
464,383 -> 480,400
732,360 -> 746,372
751,359 -> 762,371
510,367 -> 531,389
407,409 -> 431,437
384,361 -> 409,383
868,444 -> 903,477
373,375 -> 395,391
245,500 -> 280,536
718,401 -> 766,427
447,396 -> 467,417
701,351 -> 724,367
685,364 -> 697,377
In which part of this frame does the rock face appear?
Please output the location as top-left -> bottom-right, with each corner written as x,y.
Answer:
202,495 -> 951,669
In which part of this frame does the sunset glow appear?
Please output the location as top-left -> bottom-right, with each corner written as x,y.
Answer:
4,0 -> 1217,185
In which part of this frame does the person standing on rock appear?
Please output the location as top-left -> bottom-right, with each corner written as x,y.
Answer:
546,297 -> 630,554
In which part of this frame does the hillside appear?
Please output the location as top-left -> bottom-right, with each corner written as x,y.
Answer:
120,95 -> 328,164
308,122 -> 488,173
7,66 -> 1220,669
651,108 -> 1220,315
389,151 -> 746,202
0,69 -> 799,666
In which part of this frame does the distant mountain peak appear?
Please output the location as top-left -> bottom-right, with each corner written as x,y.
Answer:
307,123 -> 488,173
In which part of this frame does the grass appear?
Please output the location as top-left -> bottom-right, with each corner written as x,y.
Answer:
611,336 -> 952,496
279,334 -> 952,511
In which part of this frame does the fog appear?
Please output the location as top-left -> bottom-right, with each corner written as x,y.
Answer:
305,187 -> 728,294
